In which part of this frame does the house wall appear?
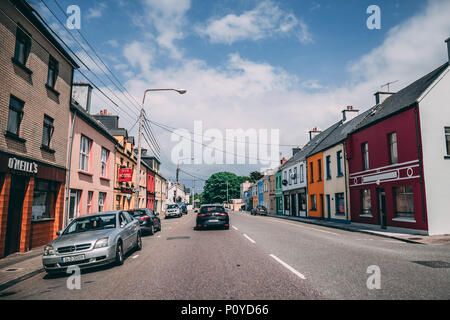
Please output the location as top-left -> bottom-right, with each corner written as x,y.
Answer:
418,66 -> 450,235
307,152 -> 324,218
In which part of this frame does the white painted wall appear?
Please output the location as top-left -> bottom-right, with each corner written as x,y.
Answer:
418,65 -> 450,235
281,160 -> 307,192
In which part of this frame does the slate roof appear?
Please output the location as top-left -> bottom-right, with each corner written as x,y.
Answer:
353,62 -> 449,132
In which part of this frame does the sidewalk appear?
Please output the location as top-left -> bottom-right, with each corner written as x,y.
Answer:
256,213 -> 450,245
0,246 -> 45,293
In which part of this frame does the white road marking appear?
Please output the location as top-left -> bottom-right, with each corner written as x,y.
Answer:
132,255 -> 139,259
243,234 -> 256,244
232,226 -> 239,231
269,254 -> 306,280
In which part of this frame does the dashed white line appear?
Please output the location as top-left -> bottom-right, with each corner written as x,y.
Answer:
243,234 -> 256,244
269,254 -> 306,280
232,226 -> 239,231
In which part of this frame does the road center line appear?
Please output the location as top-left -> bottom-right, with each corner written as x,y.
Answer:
269,254 -> 306,280
243,234 -> 256,244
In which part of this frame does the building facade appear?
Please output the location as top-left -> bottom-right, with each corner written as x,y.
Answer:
0,0 -> 78,257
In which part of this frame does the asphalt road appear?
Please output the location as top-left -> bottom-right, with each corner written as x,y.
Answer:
1,211 -> 449,300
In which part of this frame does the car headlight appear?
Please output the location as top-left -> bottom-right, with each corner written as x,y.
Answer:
94,238 -> 109,249
43,245 -> 55,256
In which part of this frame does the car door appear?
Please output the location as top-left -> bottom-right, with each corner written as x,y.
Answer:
124,211 -> 138,250
119,212 -> 132,251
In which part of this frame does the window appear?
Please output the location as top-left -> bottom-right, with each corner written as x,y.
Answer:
362,143 -> 369,170
335,193 -> 345,215
361,189 -> 372,216
293,167 -> 297,184
310,194 -> 317,211
32,180 -> 58,221
288,169 -> 292,185
337,151 -> 343,177
101,147 -> 109,178
445,127 -> 450,156
47,56 -> 59,89
87,191 -> 93,214
98,192 -> 106,212
326,155 -> 331,180
299,192 -> 306,211
310,162 -> 314,183
300,164 -> 304,183
394,186 -> 414,219
283,171 -> 287,184
388,132 -> 398,164
7,96 -> 24,136
79,135 -> 92,172
317,159 -> 322,182
14,26 -> 31,65
41,115 -> 54,148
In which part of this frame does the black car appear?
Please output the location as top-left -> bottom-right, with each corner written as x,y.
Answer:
251,205 -> 268,215
196,204 -> 229,230
127,208 -> 161,235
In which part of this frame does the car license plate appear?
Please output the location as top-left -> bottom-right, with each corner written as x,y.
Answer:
209,219 -> 219,222
61,254 -> 85,263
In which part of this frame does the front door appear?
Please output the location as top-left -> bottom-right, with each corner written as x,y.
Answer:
291,194 -> 296,216
377,188 -> 387,229
5,176 -> 28,256
326,194 -> 331,220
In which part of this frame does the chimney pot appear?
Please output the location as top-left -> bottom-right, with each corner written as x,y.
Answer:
445,37 -> 450,62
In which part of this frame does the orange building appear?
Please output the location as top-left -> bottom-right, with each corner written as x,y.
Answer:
307,152 -> 325,218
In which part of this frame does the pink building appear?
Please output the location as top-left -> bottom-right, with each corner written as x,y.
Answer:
66,99 -> 117,223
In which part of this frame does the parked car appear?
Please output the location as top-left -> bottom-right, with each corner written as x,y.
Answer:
196,204 -> 229,230
251,205 -> 268,215
42,211 -> 141,274
127,208 -> 161,235
166,204 -> 182,218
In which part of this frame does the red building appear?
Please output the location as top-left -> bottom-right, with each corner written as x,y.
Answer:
146,168 -> 155,211
347,61 -> 449,234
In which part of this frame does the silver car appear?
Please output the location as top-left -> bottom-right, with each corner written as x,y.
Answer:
165,204 -> 182,218
42,211 -> 141,274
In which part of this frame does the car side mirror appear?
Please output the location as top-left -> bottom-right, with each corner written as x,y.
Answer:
120,222 -> 126,228
56,230 -> 62,236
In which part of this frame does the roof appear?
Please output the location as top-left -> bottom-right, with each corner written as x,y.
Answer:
280,121 -> 342,169
310,106 -> 377,155
13,0 -> 79,68
353,62 -> 449,132
70,102 -> 118,145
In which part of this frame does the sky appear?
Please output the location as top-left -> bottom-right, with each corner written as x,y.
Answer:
30,0 -> 450,192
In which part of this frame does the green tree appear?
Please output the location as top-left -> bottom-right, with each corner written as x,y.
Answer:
203,172 -> 242,204
249,171 -> 263,182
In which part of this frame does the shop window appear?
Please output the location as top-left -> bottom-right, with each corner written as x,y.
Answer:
7,96 -> 24,136
394,186 -> 415,219
361,189 -> 372,216
335,193 -> 345,215
31,179 -> 58,221
299,192 -> 306,211
41,115 -> 54,148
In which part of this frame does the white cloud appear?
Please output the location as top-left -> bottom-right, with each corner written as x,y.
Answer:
86,3 -> 108,20
196,0 -> 313,45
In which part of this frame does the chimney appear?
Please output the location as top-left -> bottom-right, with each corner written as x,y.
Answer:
309,127 -> 322,140
342,106 -> 359,123
292,147 -> 301,156
446,37 -> 450,62
280,157 -> 287,165
374,91 -> 394,105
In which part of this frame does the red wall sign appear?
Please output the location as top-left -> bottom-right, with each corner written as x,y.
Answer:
118,168 -> 133,182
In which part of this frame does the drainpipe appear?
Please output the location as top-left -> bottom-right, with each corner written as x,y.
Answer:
64,108 -> 77,228
414,104 -> 427,224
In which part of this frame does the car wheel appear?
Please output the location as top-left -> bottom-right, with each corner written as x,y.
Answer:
136,233 -> 142,250
115,242 -> 124,266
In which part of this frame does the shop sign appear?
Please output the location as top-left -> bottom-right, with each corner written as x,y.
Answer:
8,157 -> 38,174
118,168 -> 133,182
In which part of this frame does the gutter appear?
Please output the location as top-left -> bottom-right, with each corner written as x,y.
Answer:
64,108 -> 77,228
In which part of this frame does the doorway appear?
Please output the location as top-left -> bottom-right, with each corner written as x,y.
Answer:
320,194 -> 324,219
326,194 -> 331,220
5,175 -> 28,256
377,188 -> 387,229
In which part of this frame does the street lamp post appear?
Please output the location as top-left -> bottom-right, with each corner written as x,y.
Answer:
135,88 -> 186,209
175,157 -> 193,204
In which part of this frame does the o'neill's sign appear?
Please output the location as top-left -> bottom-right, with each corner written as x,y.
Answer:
8,157 -> 38,174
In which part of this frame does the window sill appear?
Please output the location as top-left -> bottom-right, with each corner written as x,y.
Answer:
336,174 -> 344,178
45,84 -> 60,97
12,57 -> 33,75
78,170 -> 93,176
5,131 -> 26,143
100,176 -> 111,181
359,214 -> 373,218
41,145 -> 55,154
392,217 -> 416,223
444,155 -> 450,160
31,218 -> 54,223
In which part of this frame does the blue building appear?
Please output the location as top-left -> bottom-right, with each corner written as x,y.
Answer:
258,180 -> 264,206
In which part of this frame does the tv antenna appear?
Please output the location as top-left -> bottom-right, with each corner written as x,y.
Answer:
381,80 -> 398,92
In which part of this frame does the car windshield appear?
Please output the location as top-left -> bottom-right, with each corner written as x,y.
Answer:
167,205 -> 178,209
128,210 -> 146,217
63,214 -> 116,235
200,206 -> 226,214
